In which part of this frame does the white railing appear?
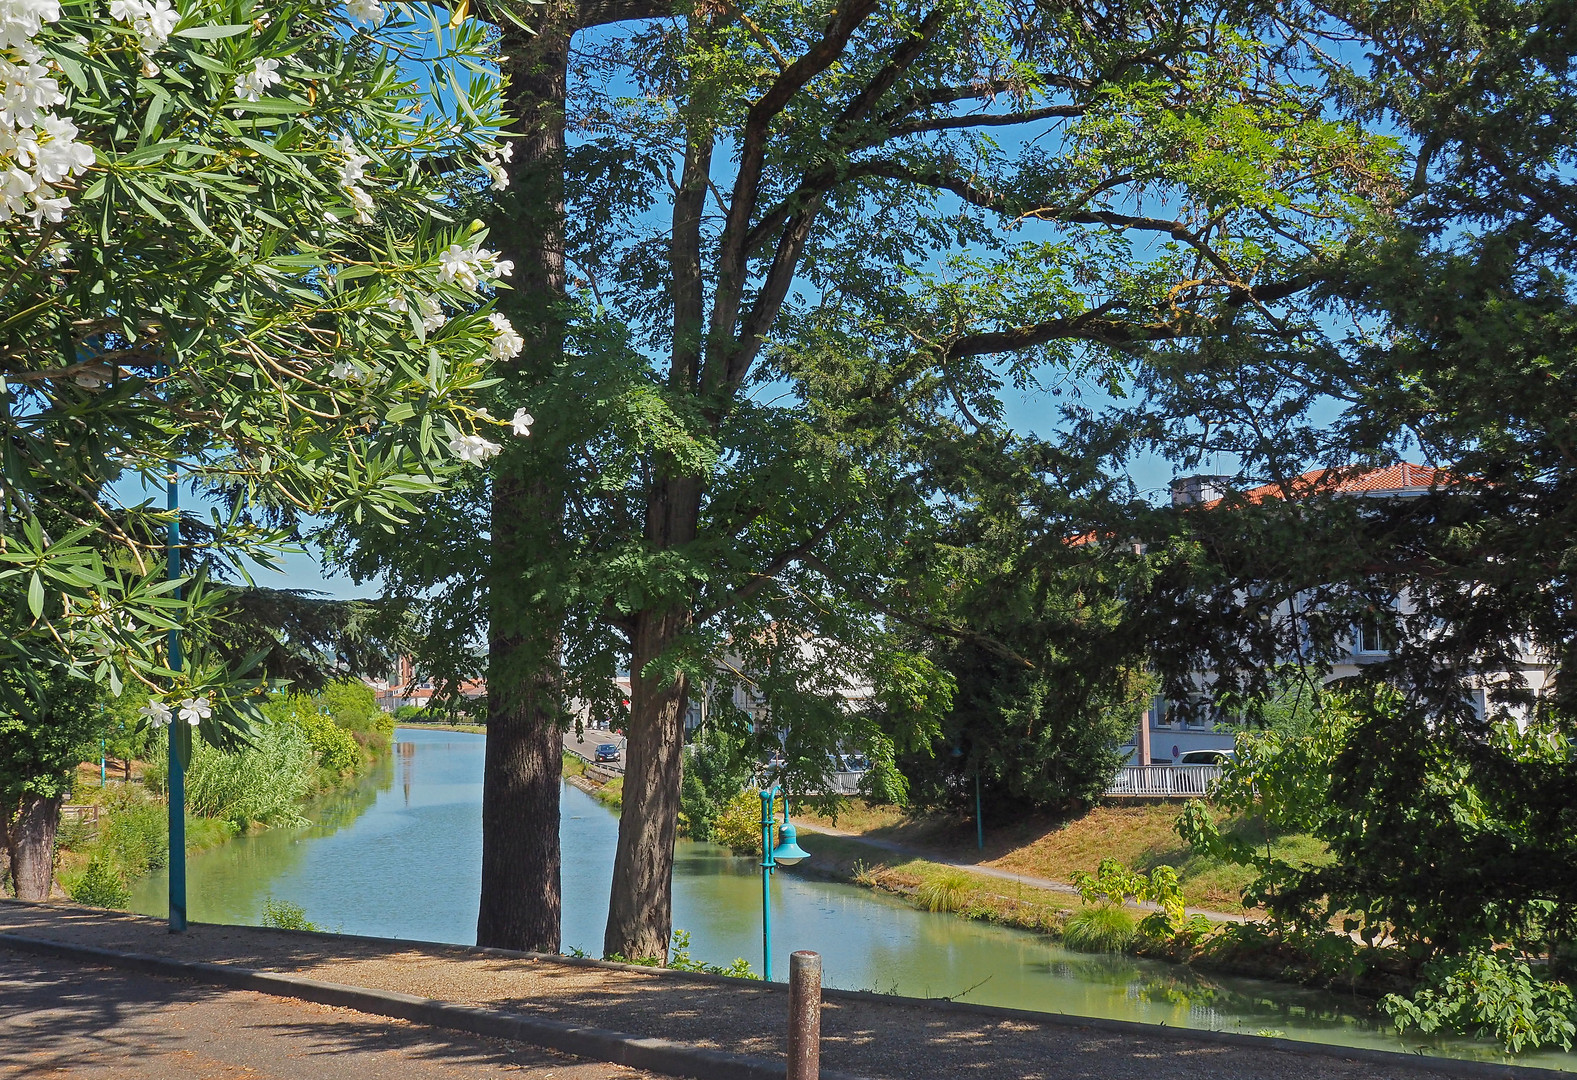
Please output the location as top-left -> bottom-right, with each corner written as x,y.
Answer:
1105,765 -> 1222,799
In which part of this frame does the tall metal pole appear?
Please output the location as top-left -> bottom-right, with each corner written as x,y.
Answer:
166,386 -> 187,933
975,771 -> 984,851
760,787 -> 776,981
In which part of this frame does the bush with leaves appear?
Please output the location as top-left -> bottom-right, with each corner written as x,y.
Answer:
1383,951 -> 1576,1053
1070,858 -> 1210,945
1177,687 -> 1577,959
164,724 -> 315,831
0,0 -> 521,750
66,857 -> 131,909
678,722 -> 753,843
713,788 -> 770,858
261,897 -> 320,932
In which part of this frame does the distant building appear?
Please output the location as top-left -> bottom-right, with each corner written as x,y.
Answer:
365,656 -> 485,712
1121,464 -> 1554,765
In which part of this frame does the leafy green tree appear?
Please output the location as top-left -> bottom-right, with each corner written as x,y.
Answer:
347,0 -> 1393,961
0,666 -> 106,900
1083,1 -> 1577,991
678,719 -> 754,843
896,513 -> 1157,817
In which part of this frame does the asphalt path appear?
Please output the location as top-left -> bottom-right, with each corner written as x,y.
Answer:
562,727 -> 625,774
0,947 -> 655,1080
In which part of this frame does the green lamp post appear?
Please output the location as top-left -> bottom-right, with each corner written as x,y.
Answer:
758,786 -> 811,982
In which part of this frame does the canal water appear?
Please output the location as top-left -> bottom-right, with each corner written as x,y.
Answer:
130,727 -> 1576,1070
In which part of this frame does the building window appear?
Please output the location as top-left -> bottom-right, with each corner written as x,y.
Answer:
1356,614 -> 1388,654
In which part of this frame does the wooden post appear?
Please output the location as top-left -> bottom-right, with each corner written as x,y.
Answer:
788,950 -> 821,1080
1137,707 -> 1152,767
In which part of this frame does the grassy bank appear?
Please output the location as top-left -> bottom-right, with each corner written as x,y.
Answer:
776,799 -> 1400,999
795,799 -> 1326,912
563,751 -> 623,810
52,683 -> 396,907
395,721 -> 487,734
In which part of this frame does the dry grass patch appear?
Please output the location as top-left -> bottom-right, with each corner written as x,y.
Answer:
798,799 -> 1325,914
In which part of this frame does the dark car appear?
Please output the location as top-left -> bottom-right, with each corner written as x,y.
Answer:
595,743 -> 621,763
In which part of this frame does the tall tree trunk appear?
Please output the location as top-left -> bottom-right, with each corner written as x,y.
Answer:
604,475 -> 702,962
0,811 -> 12,896
7,794 -> 62,902
475,3 -> 572,954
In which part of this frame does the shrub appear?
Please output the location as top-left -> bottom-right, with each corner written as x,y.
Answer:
666,930 -> 756,978
679,724 -> 753,842
178,725 -> 316,830
1383,950 -> 1577,1052
68,858 -> 130,909
264,694 -> 362,775
1063,905 -> 1137,953
96,788 -> 169,877
261,897 -> 321,932
914,870 -> 974,913
714,788 -> 769,856
317,681 -> 379,733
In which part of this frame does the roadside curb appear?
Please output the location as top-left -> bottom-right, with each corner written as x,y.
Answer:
0,931 -> 861,1080
2,908 -> 1573,1080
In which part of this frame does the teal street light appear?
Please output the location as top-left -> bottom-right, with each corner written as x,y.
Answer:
758,786 -> 811,982
164,363 -> 187,934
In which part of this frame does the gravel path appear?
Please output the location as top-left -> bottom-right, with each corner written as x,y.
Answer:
1,946 -> 655,1080
0,902 -> 1517,1080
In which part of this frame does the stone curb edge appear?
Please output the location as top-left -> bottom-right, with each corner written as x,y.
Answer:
0,932 -> 863,1080
3,908 -> 1572,1080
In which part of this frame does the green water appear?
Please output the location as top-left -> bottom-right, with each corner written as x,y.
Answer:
129,728 -> 1576,1071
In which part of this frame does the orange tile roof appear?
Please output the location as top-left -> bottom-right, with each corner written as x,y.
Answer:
1223,463 -> 1446,506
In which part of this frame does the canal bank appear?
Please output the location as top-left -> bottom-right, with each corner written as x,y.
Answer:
115,728 -> 1577,1070
3,903 -> 1564,1080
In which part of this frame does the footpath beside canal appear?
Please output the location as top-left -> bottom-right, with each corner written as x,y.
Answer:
2,901 -> 1563,1080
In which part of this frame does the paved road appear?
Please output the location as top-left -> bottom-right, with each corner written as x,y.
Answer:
562,728 -> 624,774
0,947 -> 655,1080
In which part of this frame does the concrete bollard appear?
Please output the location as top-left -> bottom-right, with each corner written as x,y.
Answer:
788,950 -> 822,1080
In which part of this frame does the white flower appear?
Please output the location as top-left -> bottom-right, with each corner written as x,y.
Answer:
482,158 -> 508,191
437,244 -> 511,293
345,0 -> 385,24
337,135 -> 370,186
0,0 -> 60,50
493,142 -> 514,163
26,188 -> 68,226
138,698 -> 172,727
345,183 -> 373,223
488,312 -> 524,361
415,293 -> 444,334
438,243 -> 481,291
448,432 -> 501,465
329,359 -> 362,381
178,695 -> 212,726
0,164 -> 35,221
109,0 -> 178,56
33,115 -> 93,183
511,407 -> 533,437
0,57 -> 64,127
234,57 -> 281,102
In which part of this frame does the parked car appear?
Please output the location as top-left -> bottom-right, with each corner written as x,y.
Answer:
595,743 -> 620,763
1177,749 -> 1234,766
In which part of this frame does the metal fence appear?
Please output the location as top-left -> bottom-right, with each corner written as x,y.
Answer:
1105,764 -> 1222,799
